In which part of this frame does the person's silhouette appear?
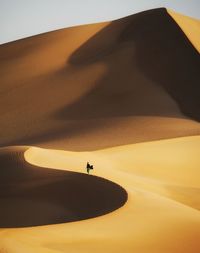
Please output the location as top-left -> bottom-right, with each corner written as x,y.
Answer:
86,162 -> 93,174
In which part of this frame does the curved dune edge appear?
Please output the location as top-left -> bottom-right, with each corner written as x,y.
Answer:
0,140 -> 200,252
0,135 -> 197,253
168,9 -> 200,53
24,135 -> 200,209
0,146 -> 127,228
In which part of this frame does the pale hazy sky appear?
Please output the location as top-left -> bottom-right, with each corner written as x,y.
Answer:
0,0 -> 200,44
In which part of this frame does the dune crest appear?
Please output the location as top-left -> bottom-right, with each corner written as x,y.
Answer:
0,8 -> 200,151
1,136 -> 199,252
168,9 -> 200,52
0,146 -> 127,228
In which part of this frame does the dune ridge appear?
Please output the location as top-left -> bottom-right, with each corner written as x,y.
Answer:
0,146 -> 127,228
0,136 -> 200,252
0,8 -> 200,151
168,9 -> 200,52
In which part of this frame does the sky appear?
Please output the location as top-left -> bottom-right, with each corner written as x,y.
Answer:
0,0 -> 200,44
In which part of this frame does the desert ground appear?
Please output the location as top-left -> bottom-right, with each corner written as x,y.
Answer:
0,8 -> 200,253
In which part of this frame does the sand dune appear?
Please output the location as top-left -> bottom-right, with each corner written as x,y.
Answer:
0,136 -> 200,252
25,136 -> 200,210
0,8 -> 200,150
0,7 -> 200,253
0,146 -> 127,228
168,10 -> 200,53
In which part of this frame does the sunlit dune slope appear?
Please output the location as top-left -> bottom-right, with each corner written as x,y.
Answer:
25,136 -> 200,210
0,146 -> 127,228
168,9 -> 200,52
0,8 -> 200,150
0,136 -> 200,253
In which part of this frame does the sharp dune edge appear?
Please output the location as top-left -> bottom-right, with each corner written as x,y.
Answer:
0,146 -> 127,228
0,8 -> 200,253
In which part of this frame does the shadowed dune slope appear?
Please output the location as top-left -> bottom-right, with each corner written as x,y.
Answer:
168,10 -> 200,52
0,147 -> 127,228
0,8 -> 200,150
1,136 -> 199,253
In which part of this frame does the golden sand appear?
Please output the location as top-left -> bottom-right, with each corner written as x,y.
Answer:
0,8 -> 199,253
0,136 -> 199,253
168,9 -> 200,52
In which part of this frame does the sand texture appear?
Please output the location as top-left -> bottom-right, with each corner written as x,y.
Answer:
0,7 -> 200,253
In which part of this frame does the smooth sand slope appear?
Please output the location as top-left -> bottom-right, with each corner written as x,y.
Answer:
0,146 -> 127,228
0,7 -> 200,253
0,136 -> 200,253
0,8 -> 200,150
169,10 -> 200,52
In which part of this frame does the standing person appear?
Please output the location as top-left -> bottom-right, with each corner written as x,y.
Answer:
86,162 -> 93,174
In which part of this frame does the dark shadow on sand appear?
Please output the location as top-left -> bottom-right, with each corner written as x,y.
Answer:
0,147 -> 127,228
0,8 -> 199,151
56,8 -> 200,121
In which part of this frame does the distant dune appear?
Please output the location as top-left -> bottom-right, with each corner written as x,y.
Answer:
0,7 -> 200,253
0,8 -> 200,150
